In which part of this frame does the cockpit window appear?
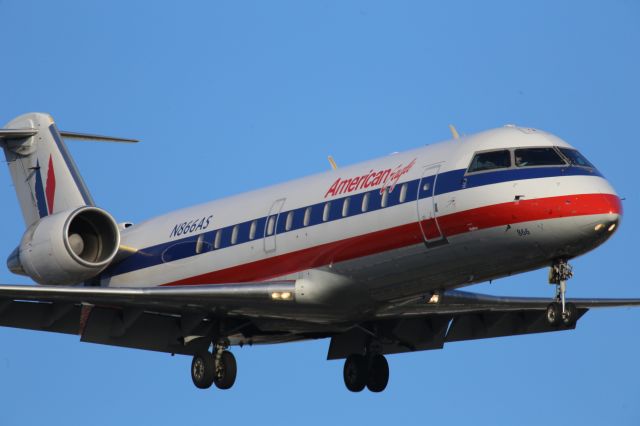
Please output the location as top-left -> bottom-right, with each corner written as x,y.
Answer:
467,150 -> 511,173
514,148 -> 566,167
558,148 -> 595,168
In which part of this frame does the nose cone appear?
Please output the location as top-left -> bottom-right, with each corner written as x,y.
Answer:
592,193 -> 622,235
543,178 -> 622,260
564,192 -> 622,258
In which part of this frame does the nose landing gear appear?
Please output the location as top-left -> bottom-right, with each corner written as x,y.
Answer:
547,259 -> 577,326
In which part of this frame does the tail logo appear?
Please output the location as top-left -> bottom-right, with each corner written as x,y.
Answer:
45,155 -> 56,213
34,155 -> 56,217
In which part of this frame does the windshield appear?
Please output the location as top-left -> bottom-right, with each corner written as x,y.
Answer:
467,150 -> 511,173
514,148 -> 566,167
558,148 -> 595,168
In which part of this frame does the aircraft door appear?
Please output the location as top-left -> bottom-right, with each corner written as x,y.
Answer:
264,198 -> 286,253
416,164 -> 448,247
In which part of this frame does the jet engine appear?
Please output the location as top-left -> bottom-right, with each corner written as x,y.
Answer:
7,207 -> 120,285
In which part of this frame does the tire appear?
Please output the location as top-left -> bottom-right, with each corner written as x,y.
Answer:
546,302 -> 562,326
366,353 -> 389,393
213,350 -> 237,390
562,302 -> 578,326
343,354 -> 367,392
191,352 -> 215,389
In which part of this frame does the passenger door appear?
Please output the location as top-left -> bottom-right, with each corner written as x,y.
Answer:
416,164 -> 448,247
264,198 -> 286,253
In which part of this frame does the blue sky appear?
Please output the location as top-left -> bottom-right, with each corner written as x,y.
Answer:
1,1 -> 639,424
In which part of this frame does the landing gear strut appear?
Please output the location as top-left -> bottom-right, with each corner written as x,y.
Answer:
191,339 -> 237,390
343,352 -> 389,393
547,259 -> 577,326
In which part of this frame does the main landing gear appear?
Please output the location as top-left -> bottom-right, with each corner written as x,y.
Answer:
546,259 -> 577,327
191,340 -> 237,390
343,352 -> 389,393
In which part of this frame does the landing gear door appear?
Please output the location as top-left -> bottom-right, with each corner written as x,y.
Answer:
417,164 -> 448,247
264,198 -> 286,253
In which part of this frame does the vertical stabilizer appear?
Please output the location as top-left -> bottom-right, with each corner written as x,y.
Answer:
1,113 -> 94,227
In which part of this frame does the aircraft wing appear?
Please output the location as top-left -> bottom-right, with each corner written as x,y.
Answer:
327,290 -> 640,359
0,282 -> 296,312
2,283 -> 640,360
0,282 -> 298,355
374,289 -> 640,318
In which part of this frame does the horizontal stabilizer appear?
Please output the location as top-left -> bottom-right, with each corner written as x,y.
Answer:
0,128 -> 38,139
59,131 -> 139,143
0,128 -> 138,143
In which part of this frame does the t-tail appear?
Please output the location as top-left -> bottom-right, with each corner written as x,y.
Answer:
0,112 -> 136,226
0,112 -> 137,285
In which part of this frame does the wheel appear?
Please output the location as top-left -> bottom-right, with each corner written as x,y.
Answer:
191,352 -> 215,389
343,354 -> 367,392
213,350 -> 237,390
546,302 -> 562,326
562,302 -> 578,326
366,353 -> 389,393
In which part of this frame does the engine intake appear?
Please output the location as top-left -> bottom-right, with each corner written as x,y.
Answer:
12,207 -> 120,285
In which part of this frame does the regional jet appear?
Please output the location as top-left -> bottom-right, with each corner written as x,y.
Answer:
0,112 -> 637,393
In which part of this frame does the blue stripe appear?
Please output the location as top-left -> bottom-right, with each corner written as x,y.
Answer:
49,124 -> 95,206
33,160 -> 49,218
103,165 -> 601,278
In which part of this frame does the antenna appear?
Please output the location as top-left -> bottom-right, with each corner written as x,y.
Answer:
448,124 -> 460,140
328,155 -> 338,170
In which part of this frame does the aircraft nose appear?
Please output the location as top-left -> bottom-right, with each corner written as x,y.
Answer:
592,193 -> 622,234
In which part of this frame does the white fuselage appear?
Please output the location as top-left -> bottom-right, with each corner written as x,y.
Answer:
99,126 -> 621,318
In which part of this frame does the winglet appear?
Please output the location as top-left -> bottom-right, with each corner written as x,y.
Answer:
448,124 -> 460,140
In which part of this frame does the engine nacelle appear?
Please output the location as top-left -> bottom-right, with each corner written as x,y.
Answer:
10,207 -> 120,285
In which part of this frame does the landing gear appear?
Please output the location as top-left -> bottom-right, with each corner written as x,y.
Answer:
366,353 -> 389,393
191,340 -> 237,390
343,353 -> 389,393
343,354 -> 367,392
191,352 -> 215,389
213,349 -> 237,389
547,259 -> 577,326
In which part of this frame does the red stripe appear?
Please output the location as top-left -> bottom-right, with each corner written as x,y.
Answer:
45,155 -> 56,214
163,193 -> 621,286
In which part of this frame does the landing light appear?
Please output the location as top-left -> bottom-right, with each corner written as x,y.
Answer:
594,224 -> 604,231
271,292 -> 292,301
428,294 -> 440,304
608,223 -> 617,232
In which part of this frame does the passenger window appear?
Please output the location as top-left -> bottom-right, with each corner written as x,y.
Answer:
214,231 -> 221,249
515,148 -> 566,167
361,193 -> 369,212
323,202 -> 331,222
303,207 -> 311,227
249,220 -> 257,240
342,198 -> 350,217
285,211 -> 293,231
231,225 -> 238,245
196,234 -> 204,254
468,150 -> 511,173
266,216 -> 275,236
381,187 -> 388,208
558,148 -> 595,168
399,183 -> 407,203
